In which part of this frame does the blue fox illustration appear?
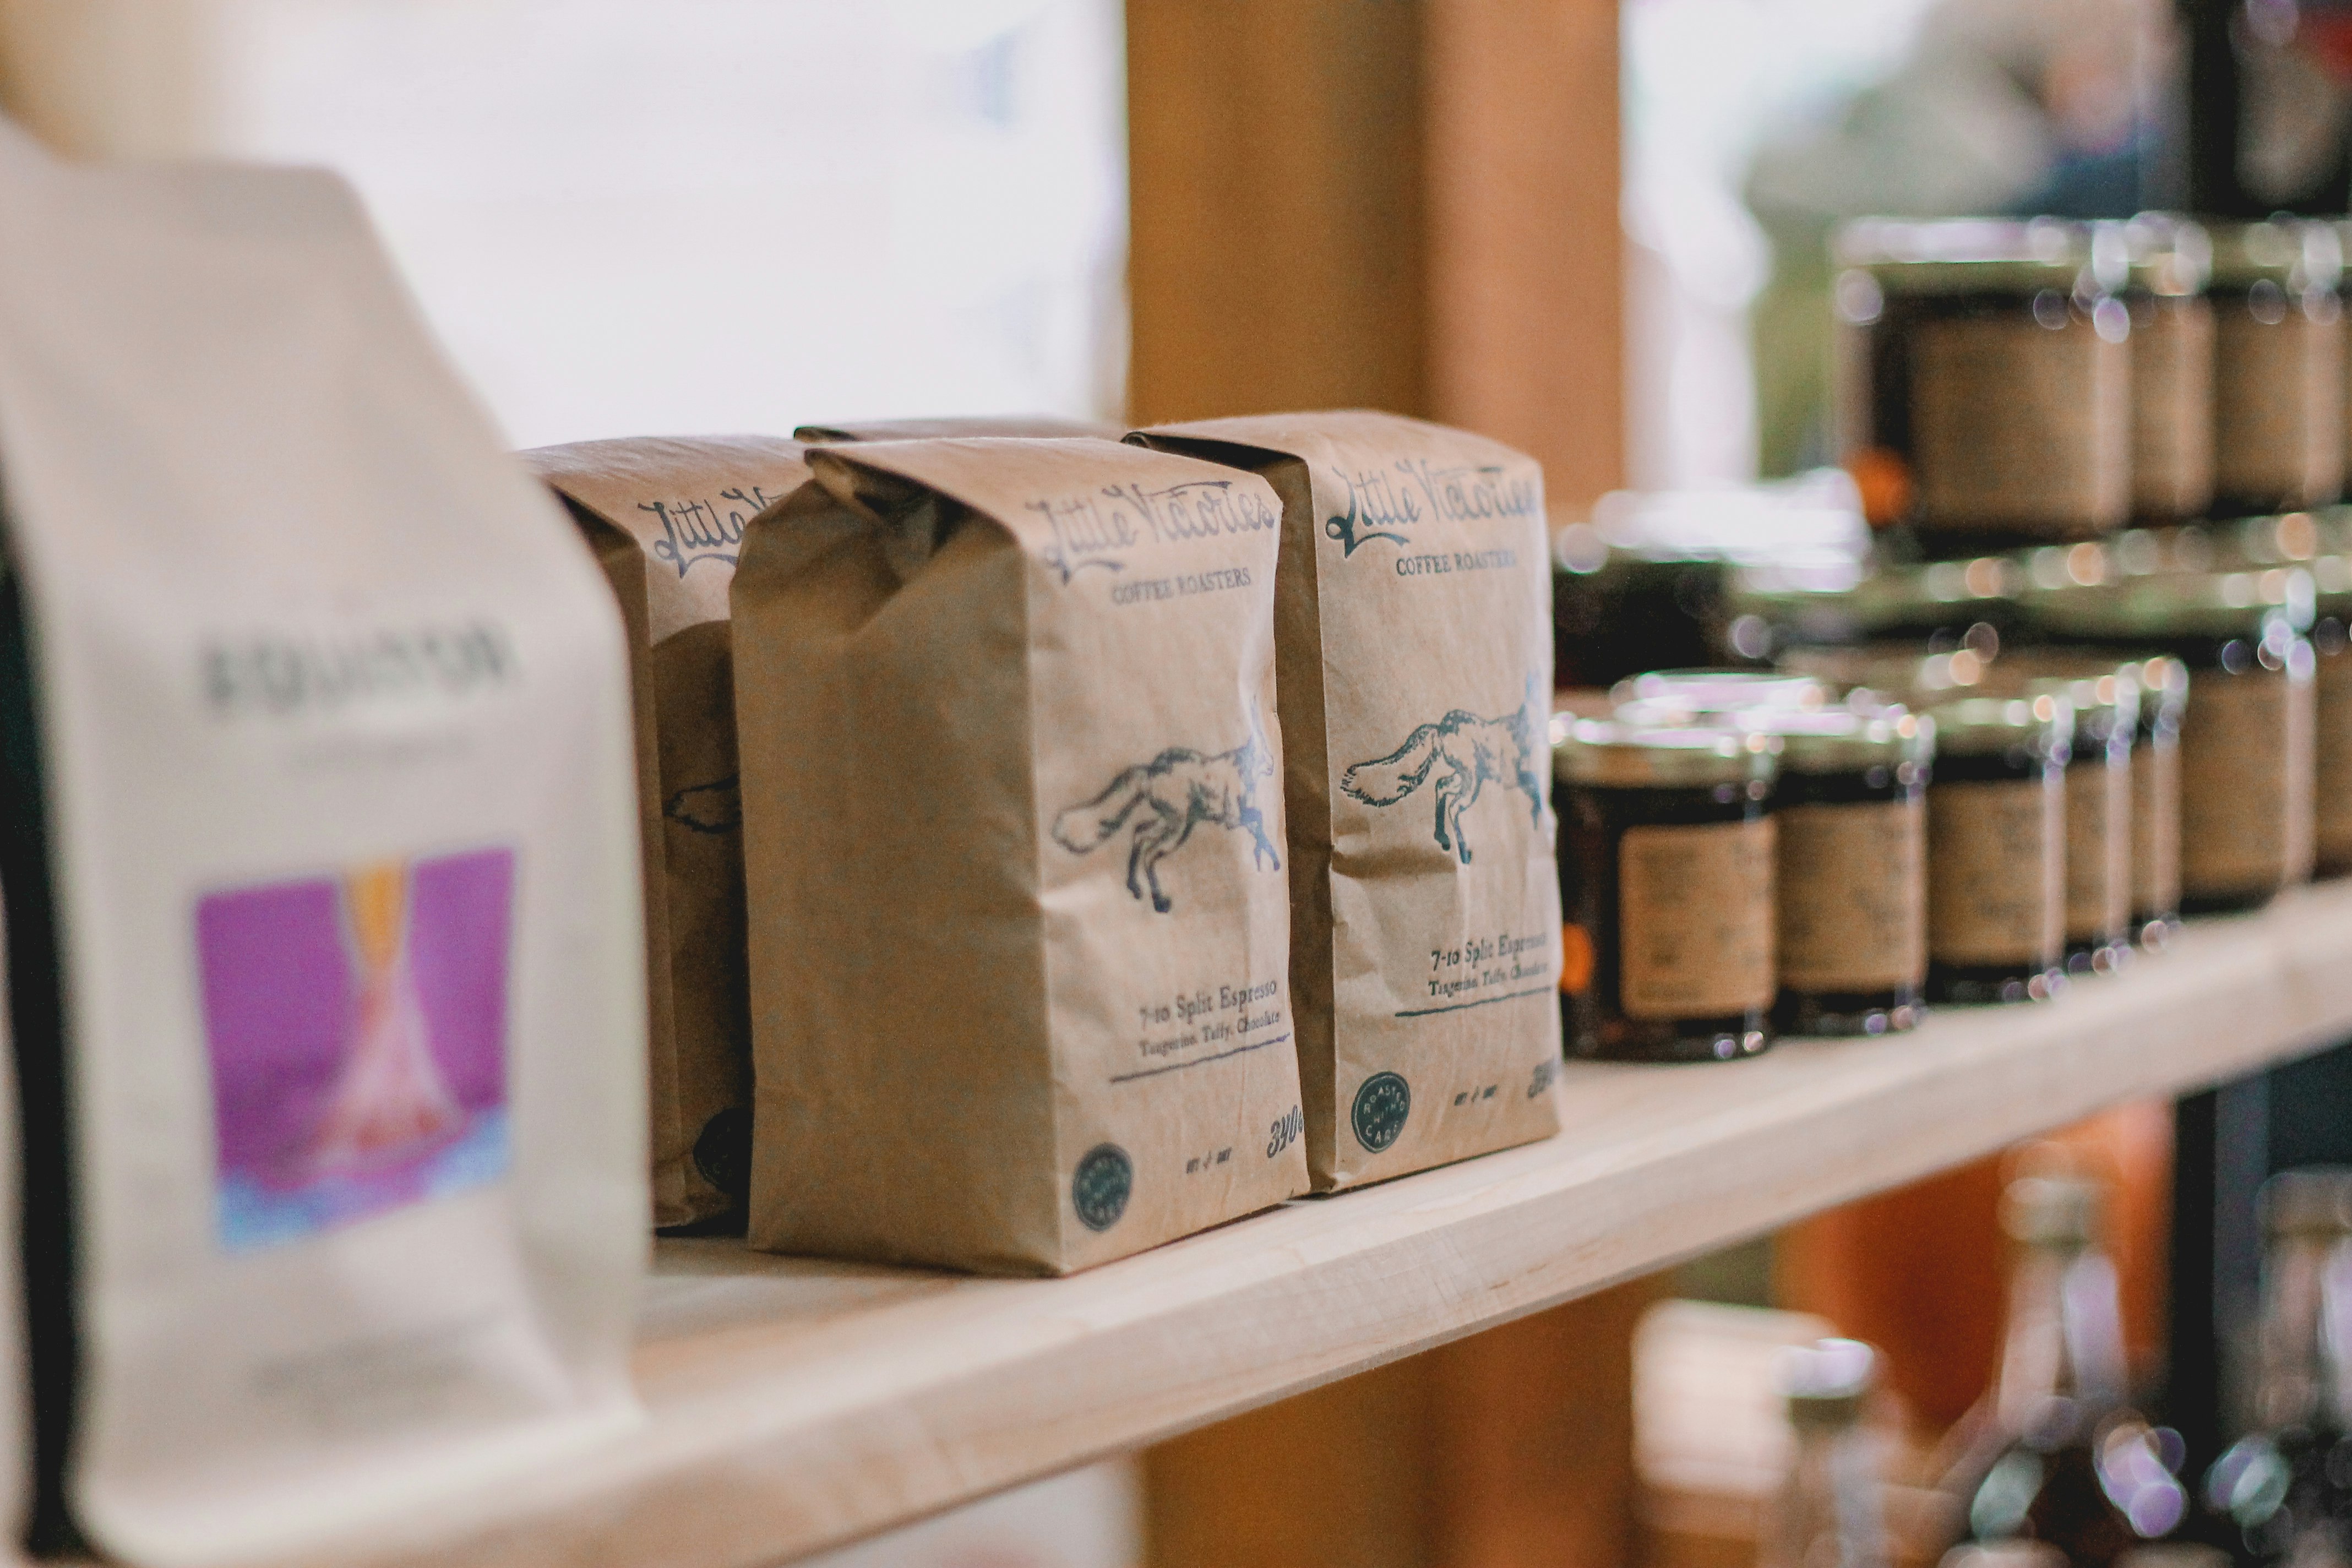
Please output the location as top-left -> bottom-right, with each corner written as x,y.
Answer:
1053,708 -> 1281,914
1340,685 -> 1545,865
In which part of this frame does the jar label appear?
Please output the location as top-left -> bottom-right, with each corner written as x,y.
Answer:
2132,739 -> 2181,918
1616,819 -> 1776,1020
1928,776 -> 2062,966
2180,667 -> 2315,897
2130,297 -> 2215,519
1776,798 -> 1924,993
2213,311 -> 2345,506
2063,756 -> 2132,945
1910,315 -> 2127,534
2317,653 -> 2352,866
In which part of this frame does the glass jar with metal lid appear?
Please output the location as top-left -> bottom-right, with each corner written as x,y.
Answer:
2105,214 -> 2215,524
1920,695 -> 2073,1005
1750,709 -> 1934,1036
1728,557 -> 2022,663
1832,218 -> 2129,553
2311,553 -> 2352,874
2024,572 -> 2315,911
2124,656 -> 2188,948
1978,657 -> 2141,975
2208,221 -> 2345,515
1554,721 -> 1781,1061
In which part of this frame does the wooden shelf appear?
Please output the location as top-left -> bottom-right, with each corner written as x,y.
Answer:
315,883 -> 2352,1568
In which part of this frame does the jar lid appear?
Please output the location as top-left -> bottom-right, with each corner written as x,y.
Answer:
2316,504 -> 2352,554
2106,525 -> 2211,578
2001,1173 -> 2103,1249
1774,1338 -> 1876,1430
1610,668 -> 1827,714
1732,559 -> 2019,638
1740,707 -> 1935,774
1975,656 -> 2141,733
1553,718 -> 1781,787
1833,217 -> 2088,296
2313,554 -> 2352,611
1921,693 -> 2073,758
2132,654 -> 2190,715
2112,516 -> 2321,578
2021,541 -> 2122,592
1777,644 -> 1992,702
2206,219 -> 2343,292
1856,560 -> 2021,632
2219,513 -> 2324,565
2259,1168 -> 2352,1238
2110,213 -> 2211,296
2023,569 -> 2316,640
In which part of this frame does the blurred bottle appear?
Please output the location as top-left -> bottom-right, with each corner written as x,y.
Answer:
1944,1545 -> 2068,1568
2201,1169 -> 2352,1567
1941,1172 -> 2190,1565
1762,1338 -> 1891,1568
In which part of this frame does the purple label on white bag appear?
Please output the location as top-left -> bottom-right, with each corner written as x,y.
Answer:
195,847 -> 514,1253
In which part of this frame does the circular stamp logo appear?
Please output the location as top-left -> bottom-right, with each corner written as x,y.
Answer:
1071,1143 -> 1134,1232
692,1106 -> 753,1206
1351,1071 -> 1412,1153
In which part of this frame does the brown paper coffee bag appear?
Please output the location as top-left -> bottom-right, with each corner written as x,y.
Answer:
522,435 -> 810,1228
1133,411 -> 1562,1190
733,437 -> 1308,1273
794,414 -> 1121,443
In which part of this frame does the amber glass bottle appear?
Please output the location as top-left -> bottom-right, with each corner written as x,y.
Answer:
1943,1174 -> 2191,1565
2202,1169 -> 2352,1567
1760,1340 -> 1891,1568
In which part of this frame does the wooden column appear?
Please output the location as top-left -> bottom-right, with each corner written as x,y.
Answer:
1131,4 -> 1633,1567
1125,0 -> 1425,424
1126,0 -> 1625,507
0,0 -> 217,156
1422,0 -> 1624,505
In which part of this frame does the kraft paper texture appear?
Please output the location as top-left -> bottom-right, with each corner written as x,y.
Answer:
1133,411 -> 1562,1190
525,436 -> 811,1228
733,437 -> 1309,1273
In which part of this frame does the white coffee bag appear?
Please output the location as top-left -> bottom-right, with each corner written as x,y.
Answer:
0,129 -> 643,1563
0,903 -> 24,1561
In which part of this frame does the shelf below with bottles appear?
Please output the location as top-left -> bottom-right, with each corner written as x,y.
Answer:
304,883 -> 2352,1568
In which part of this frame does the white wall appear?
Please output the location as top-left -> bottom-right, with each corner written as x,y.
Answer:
1621,0 -> 1941,488
0,0 -> 1129,449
